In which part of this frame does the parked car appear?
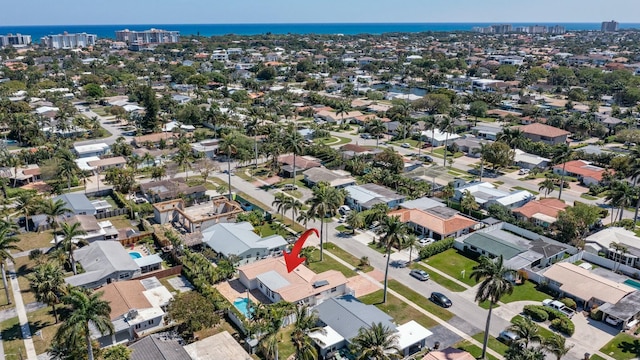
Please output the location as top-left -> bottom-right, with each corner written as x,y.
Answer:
401,143 -> 411,148
338,215 -> 347,223
360,133 -> 372,139
410,269 -> 430,281
542,299 -> 575,318
338,205 -> 351,215
369,221 -> 380,230
498,330 -> 520,344
282,184 -> 298,191
518,168 -> 531,175
430,292 -> 452,307
420,155 -> 433,162
419,237 -> 435,246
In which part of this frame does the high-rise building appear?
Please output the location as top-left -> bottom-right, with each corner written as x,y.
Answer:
601,20 -> 619,32
491,24 -> 513,34
0,33 -> 32,48
115,28 -> 180,45
40,32 -> 97,49
548,25 -> 566,35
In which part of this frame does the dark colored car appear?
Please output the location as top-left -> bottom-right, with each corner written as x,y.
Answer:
430,292 -> 452,307
409,269 -> 430,281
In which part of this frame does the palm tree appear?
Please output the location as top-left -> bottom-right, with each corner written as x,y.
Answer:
368,119 -> 386,148
350,322 -> 401,360
461,189 -> 479,216
60,222 -> 87,275
552,144 -> 573,200
56,149 -> 80,191
0,227 -> 20,305
507,316 -> 542,348
543,333 -> 574,360
218,133 -> 238,200
54,288 -> 114,360
497,127 -> 525,150
610,241 -> 629,272
291,305 -> 324,360
15,192 -> 38,232
296,210 -> 314,230
173,144 -> 194,181
539,178 -> 556,198
380,215 -> 408,303
345,211 -> 364,235
28,261 -> 66,322
283,130 -> 305,186
335,101 -> 351,124
441,182 -> 455,205
272,192 -> 289,219
284,197 -> 304,226
423,116 -> 440,155
39,198 -> 70,242
438,116 -> 454,167
307,184 -> 344,261
605,180 -> 635,222
404,233 -> 419,263
471,255 -> 516,360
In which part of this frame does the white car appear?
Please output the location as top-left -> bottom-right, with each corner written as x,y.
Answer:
518,168 -> 531,175
338,215 -> 347,223
419,238 -> 435,246
401,143 -> 411,148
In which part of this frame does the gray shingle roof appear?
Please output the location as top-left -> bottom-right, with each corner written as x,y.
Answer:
53,193 -> 95,214
463,233 -> 526,260
315,295 -> 396,340
202,222 -> 287,257
129,333 -> 191,360
66,242 -> 139,286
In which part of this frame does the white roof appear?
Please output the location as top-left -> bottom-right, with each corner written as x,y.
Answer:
396,320 -> 432,350
74,143 -> 110,154
75,156 -> 101,171
34,106 -> 59,114
514,149 -> 550,166
123,104 -> 144,112
142,284 -> 173,308
493,190 -> 534,206
421,128 -> 462,142
586,227 -> 640,251
309,326 -> 345,349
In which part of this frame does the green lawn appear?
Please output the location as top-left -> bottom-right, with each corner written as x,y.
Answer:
278,325 -> 296,360
28,307 -> 60,355
472,332 -> 510,355
424,249 -> 479,286
581,194 -> 599,200
590,355 -> 607,360
453,340 -> 500,360
389,139 -> 420,148
494,181 -> 505,186
307,249 -> 358,278
411,263 -> 466,292
500,280 -> 550,303
433,148 -> 464,158
388,279 -> 454,321
315,135 -> 352,146
599,333 -> 640,360
368,242 -> 391,254
1,316 -> 27,358
511,186 -> 539,195
323,243 -> 373,272
256,222 -> 291,237
360,290 -> 438,328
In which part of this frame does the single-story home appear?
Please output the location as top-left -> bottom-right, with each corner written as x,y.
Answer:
56,215 -> 119,243
452,180 -> 534,210
238,257 -> 349,306
183,331 -> 252,360
303,167 -> 356,189
86,156 -> 127,172
512,198 -> 568,228
542,262 -> 636,309
278,154 -> 322,178
553,160 -> 610,186
344,183 -> 406,211
584,227 -> 640,269
202,222 -> 288,264
472,125 -> 503,141
140,178 -> 207,202
0,164 -> 41,186
422,348 -> 475,360
53,193 -> 104,216
190,138 -> 219,158
389,206 -> 479,240
129,332 -> 191,360
74,143 -> 111,158
98,277 -> 173,347
65,241 -> 142,289
310,295 -> 432,358
453,136 -> 489,157
514,149 -> 550,170
599,291 -> 640,330
420,128 -> 461,147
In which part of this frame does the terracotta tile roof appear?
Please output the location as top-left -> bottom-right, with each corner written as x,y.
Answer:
238,257 -> 348,303
100,281 -> 152,320
518,123 -> 570,138
553,160 -> 609,181
389,208 -> 478,236
340,144 -> 369,153
277,155 -> 322,169
513,198 -> 568,219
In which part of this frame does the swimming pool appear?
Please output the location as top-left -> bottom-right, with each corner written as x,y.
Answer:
623,279 -> 640,290
233,297 -> 251,318
129,251 -> 142,259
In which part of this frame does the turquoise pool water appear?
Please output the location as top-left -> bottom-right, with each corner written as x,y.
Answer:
623,279 -> 640,290
129,251 -> 142,259
233,297 -> 251,318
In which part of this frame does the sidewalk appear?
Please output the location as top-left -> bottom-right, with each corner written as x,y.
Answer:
6,260 -> 37,359
322,249 -> 505,360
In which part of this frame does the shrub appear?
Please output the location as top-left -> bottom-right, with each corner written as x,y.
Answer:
590,308 -> 603,321
542,306 -> 567,321
523,305 -> 549,322
560,297 -> 577,310
551,317 -> 575,336
418,237 -> 455,259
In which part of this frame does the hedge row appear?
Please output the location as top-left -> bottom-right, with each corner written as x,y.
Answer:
419,237 -> 455,259
523,305 -> 549,322
551,317 -> 575,336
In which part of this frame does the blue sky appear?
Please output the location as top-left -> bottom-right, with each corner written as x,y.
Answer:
3,0 -> 639,25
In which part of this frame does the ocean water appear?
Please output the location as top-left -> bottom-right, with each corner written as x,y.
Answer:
1,23 -> 640,41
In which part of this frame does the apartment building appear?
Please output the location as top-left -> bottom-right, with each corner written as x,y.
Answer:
40,32 -> 96,49
0,33 -> 32,47
115,28 -> 180,44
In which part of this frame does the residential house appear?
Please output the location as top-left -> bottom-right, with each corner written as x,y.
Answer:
310,295 -> 432,358
132,132 -> 182,148
453,135 -> 489,157
190,138 -> 219,158
56,215 -> 119,243
420,128 -> 461,147
344,183 -> 405,211
140,178 -> 207,202
161,120 -> 195,133
542,262 -> 635,309
97,277 -> 173,347
65,241 -> 141,289
183,331 -> 252,359
389,206 -> 479,240
422,348 -> 475,360
277,154 -> 322,178
0,164 -> 41,186
171,94 -> 191,104
202,222 -> 288,264
553,160 -> 610,186
452,180 -> 534,209
584,227 -> 640,269
599,291 -> 640,330
339,143 -> 375,159
237,257 -> 350,306
303,167 -> 356,189
457,222 -> 570,271
152,197 -> 243,233
129,332 -> 191,360
514,149 -> 550,170
518,123 -> 570,145
86,156 -> 127,172
314,109 -> 363,124
513,198 -> 568,228
471,125 -> 503,141
74,143 -> 111,158
53,193 -> 110,215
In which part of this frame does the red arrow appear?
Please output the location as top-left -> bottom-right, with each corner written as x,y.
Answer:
284,228 -> 319,273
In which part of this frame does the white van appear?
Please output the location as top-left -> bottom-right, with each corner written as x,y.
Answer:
282,184 -> 298,191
